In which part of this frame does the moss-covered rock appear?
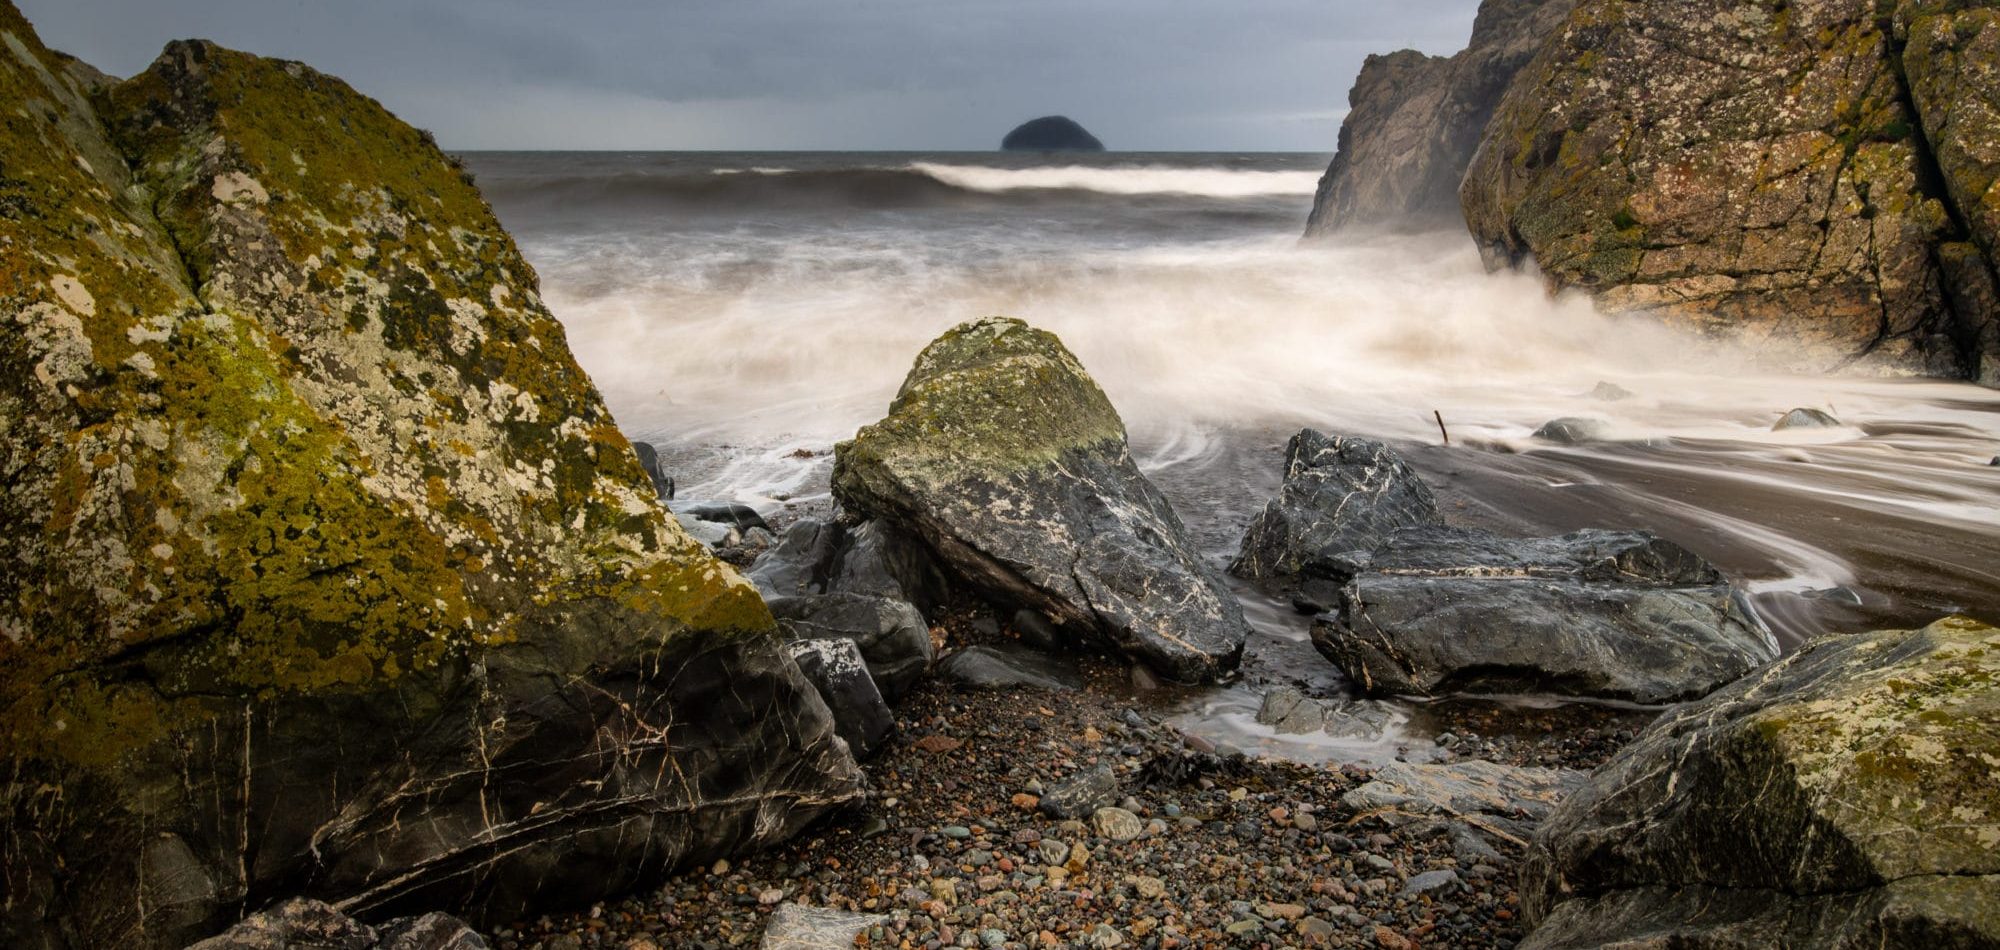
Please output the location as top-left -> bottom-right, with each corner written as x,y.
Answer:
1519,616 -> 2000,948
1462,0 -> 2000,381
0,7 -> 861,947
832,317 -> 1248,682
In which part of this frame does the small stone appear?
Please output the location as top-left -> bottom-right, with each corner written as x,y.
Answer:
1225,918 -> 1264,936
1294,812 -> 1318,832
1011,793 -> 1040,811
1083,923 -> 1125,948
757,887 -> 785,905
1125,874 -> 1167,899
1402,868 -> 1459,897
941,825 -> 972,839
1092,807 -> 1144,842
710,859 -> 731,875
1038,838 -> 1072,867
912,735 -> 965,754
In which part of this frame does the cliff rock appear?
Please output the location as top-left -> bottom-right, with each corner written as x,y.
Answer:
832,317 -> 1248,682
1520,616 -> 2000,947
1304,0 -> 1577,235
0,7 -> 861,947
1462,0 -> 2000,381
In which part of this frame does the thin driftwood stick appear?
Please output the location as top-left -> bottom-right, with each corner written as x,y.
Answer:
1433,410 -> 1450,446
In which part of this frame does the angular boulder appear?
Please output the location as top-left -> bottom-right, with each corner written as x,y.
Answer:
1304,0 -> 1577,235
785,638 -> 895,758
1462,0 -> 1999,381
1311,528 -> 1776,702
832,317 -> 1249,682
1520,616 -> 2000,948
1229,430 -> 1443,610
0,13 -> 860,948
749,517 -> 940,700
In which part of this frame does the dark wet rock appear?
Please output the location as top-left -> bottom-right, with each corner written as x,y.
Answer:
1520,617 -> 2000,949
1304,0 -> 1578,235
759,903 -> 887,950
1403,869 -> 1461,898
680,502 -> 771,534
0,18 -> 860,947
1586,381 -> 1633,401
833,317 -> 1248,682
937,643 -> 1083,692
748,517 -> 941,607
1040,764 -> 1121,820
1530,417 -> 1608,444
1255,686 -> 1327,735
631,441 -> 676,499
1230,430 -> 1443,611
1463,0 -> 2000,382
785,638 -> 895,758
1312,527 -> 1774,703
1772,407 -> 1842,430
185,899 -> 485,950
1000,115 -> 1104,152
1012,608 -> 1062,652
768,592 -> 933,701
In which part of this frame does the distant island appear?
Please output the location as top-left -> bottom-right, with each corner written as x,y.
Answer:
1000,115 -> 1104,151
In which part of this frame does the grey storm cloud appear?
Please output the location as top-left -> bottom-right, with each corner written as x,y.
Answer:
19,0 -> 1481,150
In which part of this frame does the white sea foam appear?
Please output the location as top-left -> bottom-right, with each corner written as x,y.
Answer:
908,162 -> 1321,197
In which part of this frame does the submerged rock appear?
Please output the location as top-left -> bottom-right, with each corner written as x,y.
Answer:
1304,0 -> 1576,234
1520,617 -> 2000,948
1344,761 -> 1588,843
1772,407 -> 1841,430
1462,0 -> 1999,381
833,317 -> 1248,682
186,899 -> 486,950
1230,430 -> 1444,611
1000,115 -> 1104,151
0,14 -> 859,947
1312,527 -> 1776,703
1530,417 -> 1609,444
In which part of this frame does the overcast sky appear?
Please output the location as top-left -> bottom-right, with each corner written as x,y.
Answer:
21,0 -> 1481,151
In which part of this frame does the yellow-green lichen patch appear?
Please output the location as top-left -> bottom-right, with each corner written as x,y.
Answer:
1751,616 -> 2000,878
837,316 -> 1128,494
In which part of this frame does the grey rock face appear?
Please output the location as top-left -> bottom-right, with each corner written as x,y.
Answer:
1230,430 -> 1444,611
1520,617 -> 2000,949
937,643 -> 1084,692
1312,527 -> 1775,703
834,317 -> 1248,682
1303,0 -> 1578,235
186,899 -> 486,950
785,638 -> 895,758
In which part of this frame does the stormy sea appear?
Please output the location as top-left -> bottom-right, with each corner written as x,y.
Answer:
471,149 -> 2000,759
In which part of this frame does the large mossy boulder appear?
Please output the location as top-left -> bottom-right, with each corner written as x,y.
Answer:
1303,0 -> 1576,235
1520,616 -> 2000,948
1462,0 -> 2000,382
831,317 -> 1248,682
0,9 -> 861,947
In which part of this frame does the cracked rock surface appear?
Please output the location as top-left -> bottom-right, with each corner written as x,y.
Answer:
0,8 -> 860,947
831,317 -> 1249,683
1520,616 -> 2000,948
1462,0 -> 2000,380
